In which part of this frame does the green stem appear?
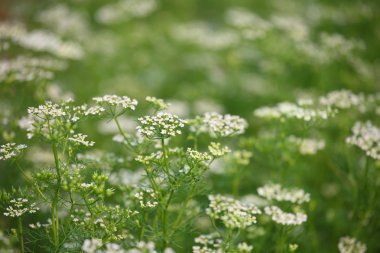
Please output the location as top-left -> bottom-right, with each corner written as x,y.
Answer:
17,217 -> 24,253
114,116 -> 136,152
51,143 -> 61,253
161,138 -> 171,182
162,189 -> 174,249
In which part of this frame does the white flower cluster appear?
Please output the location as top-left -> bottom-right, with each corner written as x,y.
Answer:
338,236 -> 367,253
0,56 -> 67,83
127,241 -> 157,253
93,95 -> 138,110
231,150 -> 253,165
319,90 -> 363,109
135,152 -> 162,165
237,242 -> 253,253
192,233 -> 223,253
0,143 -> 27,161
137,112 -> 186,139
257,183 -> 310,204
36,4 -> 90,40
171,22 -> 239,50
199,112 -> 248,137
346,121 -> 380,160
187,148 -> 211,162
288,136 -> 325,155
96,0 -> 157,25
226,7 -> 272,40
3,198 -> 39,217
82,238 -> 102,253
27,101 -> 66,118
0,23 -> 83,59
27,100 -> 103,139
68,133 -> 95,147
264,206 -> 307,225
146,96 -> 170,111
208,142 -> 231,157
206,194 -> 261,229
254,102 -> 332,121
135,188 -> 158,208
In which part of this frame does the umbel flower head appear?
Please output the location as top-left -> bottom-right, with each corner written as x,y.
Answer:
146,96 -> 170,111
206,194 -> 261,229
137,112 -> 186,139
264,206 -> 307,225
346,121 -> 380,160
3,198 -> 39,217
26,99 -> 104,141
338,236 -> 367,253
0,143 -> 27,161
93,95 -> 138,110
190,112 -> 248,138
257,183 -> 310,204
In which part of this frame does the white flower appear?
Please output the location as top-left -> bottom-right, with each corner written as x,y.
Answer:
237,242 -> 253,253
206,194 -> 261,229
264,206 -> 307,225
68,133 -> 95,147
288,136 -> 325,155
93,95 -> 138,110
346,121 -> 380,160
135,188 -> 158,208
3,198 -> 39,218
96,0 -> 157,25
137,112 -> 186,139
82,239 -> 102,253
208,142 -> 231,157
0,143 -> 27,161
127,241 -> 157,253
257,184 -> 310,204
187,148 -> 211,162
146,96 -> 170,110
319,90 -> 363,109
193,233 -> 223,253
338,236 -> 367,253
254,102 -> 333,121
191,112 -> 248,137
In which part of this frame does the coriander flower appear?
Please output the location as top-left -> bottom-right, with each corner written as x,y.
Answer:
187,148 -> 211,162
338,236 -> 367,253
93,95 -> 138,110
137,112 -> 186,139
146,96 -> 170,110
192,233 -> 223,253
288,136 -> 325,155
346,121 -> 380,160
257,184 -> 310,204
208,142 -> 231,157
68,133 -> 95,147
191,112 -> 248,137
135,188 -> 158,208
254,102 -> 333,121
3,198 -> 39,218
237,242 -> 253,253
264,206 -> 307,225
127,241 -> 157,253
319,90 -> 363,109
206,194 -> 261,229
82,238 -> 102,253
0,143 -> 27,161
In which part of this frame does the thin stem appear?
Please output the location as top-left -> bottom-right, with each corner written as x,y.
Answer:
162,189 -> 174,249
17,217 -> 25,253
114,115 -> 136,152
161,138 -> 171,182
51,143 -> 61,253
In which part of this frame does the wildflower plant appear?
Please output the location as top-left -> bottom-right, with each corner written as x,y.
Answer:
1,0 -> 380,251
